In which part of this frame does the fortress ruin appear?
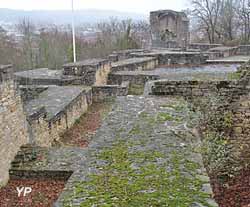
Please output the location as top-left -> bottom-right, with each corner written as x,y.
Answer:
1,9 -> 250,207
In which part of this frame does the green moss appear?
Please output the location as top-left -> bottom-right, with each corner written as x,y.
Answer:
227,72 -> 242,80
63,141 -> 210,207
129,125 -> 141,135
223,112 -> 233,128
157,112 -> 182,123
128,84 -> 144,95
160,103 -> 186,112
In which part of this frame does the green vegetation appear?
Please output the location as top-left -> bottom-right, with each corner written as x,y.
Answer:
157,112 -> 183,123
160,103 -> 186,112
227,72 -> 242,80
63,141 -> 210,207
128,84 -> 145,95
196,96 -> 239,178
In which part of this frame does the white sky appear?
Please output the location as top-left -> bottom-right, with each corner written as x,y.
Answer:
0,0 -> 189,14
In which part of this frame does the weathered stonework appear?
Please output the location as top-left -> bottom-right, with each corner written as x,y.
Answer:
131,50 -> 207,65
150,10 -> 190,48
25,86 -> 92,147
63,59 -> 111,86
108,71 -> 159,86
92,81 -> 129,102
111,57 -> 158,72
237,45 -> 250,55
209,46 -> 238,58
0,65 -> 29,186
109,49 -> 150,62
15,68 -> 84,86
188,43 -> 222,51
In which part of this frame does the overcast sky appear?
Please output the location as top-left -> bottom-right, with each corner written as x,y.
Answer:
0,0 -> 189,14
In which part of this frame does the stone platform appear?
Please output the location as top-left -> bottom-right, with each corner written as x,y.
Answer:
206,55 -> 250,64
130,50 -> 207,65
24,86 -> 92,146
10,96 -> 218,207
111,57 -> 158,72
108,64 -> 239,85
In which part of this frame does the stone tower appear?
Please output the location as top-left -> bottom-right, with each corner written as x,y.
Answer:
0,65 -> 29,186
150,10 -> 190,48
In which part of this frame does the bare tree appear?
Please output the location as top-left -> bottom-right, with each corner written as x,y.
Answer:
16,19 -> 37,69
191,0 -> 223,43
236,0 -> 250,43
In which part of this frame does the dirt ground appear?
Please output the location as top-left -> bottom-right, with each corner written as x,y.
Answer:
0,179 -> 66,207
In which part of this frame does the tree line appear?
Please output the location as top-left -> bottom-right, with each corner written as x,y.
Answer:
190,0 -> 250,44
0,18 -> 150,71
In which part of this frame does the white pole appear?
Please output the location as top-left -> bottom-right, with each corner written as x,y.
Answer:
71,0 -> 76,62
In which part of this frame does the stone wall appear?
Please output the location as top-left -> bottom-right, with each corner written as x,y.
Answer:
147,79 -> 239,98
188,43 -> 222,51
148,62 -> 250,169
0,65 -> 29,186
209,46 -> 238,58
131,51 -> 207,65
92,81 -> 129,102
237,45 -> 250,55
95,63 -> 111,86
150,10 -> 190,48
19,85 -> 50,103
63,59 -> 111,86
27,88 -> 92,147
108,72 -> 159,86
109,49 -> 149,62
111,57 -> 158,72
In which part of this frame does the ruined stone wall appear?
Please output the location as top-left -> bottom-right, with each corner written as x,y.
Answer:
92,81 -> 129,102
131,52 -> 207,65
95,63 -> 111,86
148,62 -> 250,169
148,80 -> 238,98
237,45 -> 250,55
0,65 -> 29,186
28,90 -> 92,147
188,43 -> 222,51
150,10 -> 190,48
63,59 -> 111,86
111,58 -> 158,73
108,73 -> 159,86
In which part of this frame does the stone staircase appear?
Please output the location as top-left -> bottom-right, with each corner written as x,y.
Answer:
10,144 -> 38,169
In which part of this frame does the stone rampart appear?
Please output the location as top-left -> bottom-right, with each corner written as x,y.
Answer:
0,65 -> 29,186
92,81 -> 129,102
25,87 -> 92,147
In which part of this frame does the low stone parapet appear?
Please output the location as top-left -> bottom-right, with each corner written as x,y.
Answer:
111,57 -> 158,72
92,81 -> 129,102
25,86 -> 92,147
130,50 -> 207,65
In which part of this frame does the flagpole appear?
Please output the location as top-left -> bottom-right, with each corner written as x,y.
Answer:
71,0 -> 76,62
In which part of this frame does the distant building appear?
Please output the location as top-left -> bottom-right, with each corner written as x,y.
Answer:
150,10 -> 190,48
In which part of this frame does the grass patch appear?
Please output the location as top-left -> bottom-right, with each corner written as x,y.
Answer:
157,112 -> 183,123
227,72 -> 242,80
160,103 -> 186,112
128,84 -> 144,95
63,141 -> 210,207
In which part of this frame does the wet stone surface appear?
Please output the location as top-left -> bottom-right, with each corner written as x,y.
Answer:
112,64 -> 239,81
48,96 -> 218,207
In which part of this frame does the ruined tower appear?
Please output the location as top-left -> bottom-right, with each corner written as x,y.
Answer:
0,65 -> 29,186
150,10 -> 190,48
